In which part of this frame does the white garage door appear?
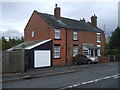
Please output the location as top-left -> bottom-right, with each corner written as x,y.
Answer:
34,50 -> 51,68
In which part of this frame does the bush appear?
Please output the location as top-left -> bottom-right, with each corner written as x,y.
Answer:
106,49 -> 120,56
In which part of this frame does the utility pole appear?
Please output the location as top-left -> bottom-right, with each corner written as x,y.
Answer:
118,1 -> 120,27
103,25 -> 106,32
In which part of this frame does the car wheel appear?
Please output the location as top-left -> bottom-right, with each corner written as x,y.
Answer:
87,60 -> 91,64
74,61 -> 77,65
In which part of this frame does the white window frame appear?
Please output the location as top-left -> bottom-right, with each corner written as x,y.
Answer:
73,31 -> 78,40
97,45 -> 101,56
82,46 -> 89,55
83,50 -> 89,55
97,33 -> 101,42
54,45 -> 60,58
32,31 -> 35,37
55,29 -> 60,39
73,45 -> 78,57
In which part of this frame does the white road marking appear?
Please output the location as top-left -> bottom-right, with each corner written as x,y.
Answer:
101,76 -> 112,80
67,86 -> 73,88
82,80 -> 94,85
94,78 -> 101,82
59,73 -> 120,89
113,76 -> 120,79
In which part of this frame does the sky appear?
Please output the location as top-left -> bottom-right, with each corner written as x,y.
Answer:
0,0 -> 119,38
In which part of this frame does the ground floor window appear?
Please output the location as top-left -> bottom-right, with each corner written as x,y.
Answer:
73,45 -> 78,57
97,45 -> 101,56
83,50 -> 89,55
54,45 -> 60,58
89,49 -> 98,57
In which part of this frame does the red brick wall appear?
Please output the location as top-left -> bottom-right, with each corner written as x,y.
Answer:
66,30 -> 105,65
98,56 -> 110,63
48,28 -> 67,66
24,11 -> 67,66
24,11 -> 49,42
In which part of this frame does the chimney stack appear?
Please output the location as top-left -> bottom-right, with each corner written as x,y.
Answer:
54,4 -> 61,20
91,14 -> 97,27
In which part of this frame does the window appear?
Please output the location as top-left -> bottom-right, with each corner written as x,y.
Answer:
97,33 -> 101,42
54,45 -> 60,58
55,29 -> 60,39
97,45 -> 101,56
73,31 -> 78,40
73,45 -> 78,57
32,31 -> 35,37
83,50 -> 89,55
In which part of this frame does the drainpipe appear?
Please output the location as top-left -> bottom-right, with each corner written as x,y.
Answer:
65,28 -> 67,65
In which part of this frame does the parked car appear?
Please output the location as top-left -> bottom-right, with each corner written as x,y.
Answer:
73,54 -> 99,65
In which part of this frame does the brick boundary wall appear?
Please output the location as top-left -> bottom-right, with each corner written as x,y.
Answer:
98,55 -> 120,63
98,56 -> 110,63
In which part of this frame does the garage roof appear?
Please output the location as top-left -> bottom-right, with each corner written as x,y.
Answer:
7,39 -> 52,51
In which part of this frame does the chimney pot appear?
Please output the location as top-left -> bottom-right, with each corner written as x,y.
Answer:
55,4 -> 57,8
80,18 -> 85,22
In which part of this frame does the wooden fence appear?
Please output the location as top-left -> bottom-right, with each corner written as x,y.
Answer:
1,51 -> 24,74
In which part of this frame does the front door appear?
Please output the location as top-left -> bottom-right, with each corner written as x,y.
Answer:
91,50 -> 93,56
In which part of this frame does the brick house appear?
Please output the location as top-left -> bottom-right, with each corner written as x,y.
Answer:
24,4 -> 105,67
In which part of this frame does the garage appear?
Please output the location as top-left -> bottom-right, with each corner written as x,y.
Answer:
34,50 -> 51,68
7,39 -> 53,69
26,39 -> 53,69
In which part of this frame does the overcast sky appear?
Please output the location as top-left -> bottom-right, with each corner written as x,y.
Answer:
0,0 -> 119,38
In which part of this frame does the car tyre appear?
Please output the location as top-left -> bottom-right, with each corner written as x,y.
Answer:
87,60 -> 91,64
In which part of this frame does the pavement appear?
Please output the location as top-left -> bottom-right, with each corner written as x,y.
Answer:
2,62 -> 115,83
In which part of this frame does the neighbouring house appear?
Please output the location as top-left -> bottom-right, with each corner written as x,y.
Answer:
8,4 -> 105,68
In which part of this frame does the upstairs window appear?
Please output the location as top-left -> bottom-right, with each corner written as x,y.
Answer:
55,29 -> 60,39
97,33 -> 101,42
54,45 -> 60,58
73,31 -> 78,40
32,31 -> 35,37
73,45 -> 78,57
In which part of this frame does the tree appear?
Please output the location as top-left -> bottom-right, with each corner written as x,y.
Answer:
109,27 -> 120,49
1,37 -> 8,51
108,27 -> 120,55
1,36 -> 24,51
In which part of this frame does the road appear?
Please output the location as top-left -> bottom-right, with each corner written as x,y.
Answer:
2,62 -> 119,89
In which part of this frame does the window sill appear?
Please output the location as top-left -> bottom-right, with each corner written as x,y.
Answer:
97,41 -> 101,43
54,38 -> 61,40
54,57 -> 61,59
73,40 -> 78,41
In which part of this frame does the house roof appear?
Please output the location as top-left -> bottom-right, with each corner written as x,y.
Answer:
7,39 -> 52,51
36,11 -> 104,33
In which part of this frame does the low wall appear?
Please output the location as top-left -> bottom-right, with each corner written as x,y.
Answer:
98,56 -> 110,63
98,55 -> 120,63
1,51 -> 24,74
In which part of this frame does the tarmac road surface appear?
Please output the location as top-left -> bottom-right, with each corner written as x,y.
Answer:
2,62 -> 119,89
